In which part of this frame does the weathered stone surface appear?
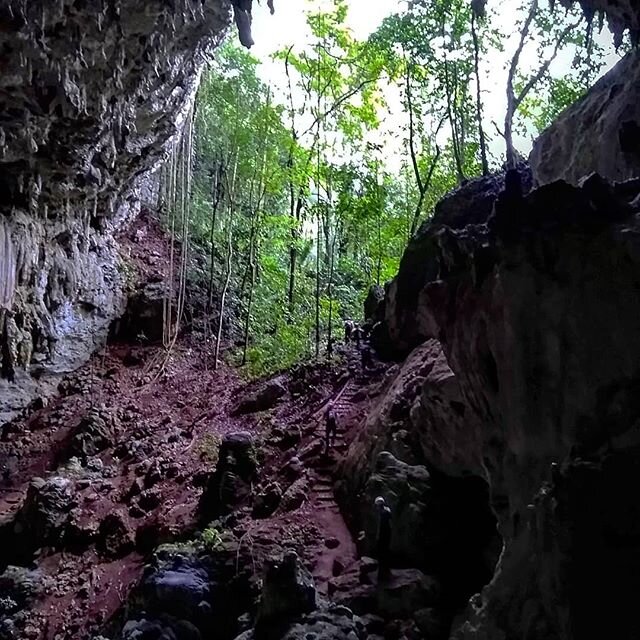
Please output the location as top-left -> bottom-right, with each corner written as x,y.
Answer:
530,50 -> 640,186
121,617 -> 202,640
252,482 -> 283,518
359,452 -> 433,564
278,475 -> 310,513
0,0 -> 232,421
116,278 -> 170,343
431,170 -> 530,230
564,0 -> 640,41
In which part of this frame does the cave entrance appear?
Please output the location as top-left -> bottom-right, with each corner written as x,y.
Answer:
428,473 -> 502,611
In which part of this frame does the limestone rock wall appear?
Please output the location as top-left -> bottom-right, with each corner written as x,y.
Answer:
530,50 -> 640,186
0,0 -> 231,422
341,168 -> 640,638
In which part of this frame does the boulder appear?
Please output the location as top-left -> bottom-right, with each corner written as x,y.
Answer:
255,551 -> 316,628
376,569 -> 441,618
252,482 -> 283,519
278,476 -> 310,513
200,432 -> 258,518
530,50 -> 640,186
0,566 -> 47,608
97,511 -> 135,558
413,607 -> 448,640
236,606 -> 364,640
70,407 -> 118,458
140,552 -> 212,625
328,568 -> 376,615
359,452 -> 434,565
121,617 -> 201,640
232,379 -> 287,415
12,476 -> 75,550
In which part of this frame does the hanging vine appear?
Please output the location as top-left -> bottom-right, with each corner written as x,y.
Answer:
157,104 -> 195,373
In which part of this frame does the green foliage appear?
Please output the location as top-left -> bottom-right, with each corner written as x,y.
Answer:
182,0 -> 614,377
201,526 -> 225,552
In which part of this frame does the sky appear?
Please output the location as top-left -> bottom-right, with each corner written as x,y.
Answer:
241,0 -> 624,169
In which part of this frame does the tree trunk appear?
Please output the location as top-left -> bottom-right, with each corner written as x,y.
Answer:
471,13 -> 489,175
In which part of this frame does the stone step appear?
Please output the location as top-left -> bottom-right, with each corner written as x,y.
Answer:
316,503 -> 340,512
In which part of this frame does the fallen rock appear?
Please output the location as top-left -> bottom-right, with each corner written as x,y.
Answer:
413,607 -> 448,640
0,566 -> 47,608
279,456 -> 305,481
12,476 -> 75,550
70,407 -> 118,458
278,475 -> 310,513
232,379 -> 287,415
252,482 -> 283,519
97,511 -> 135,558
121,616 -> 201,640
236,606 -> 364,640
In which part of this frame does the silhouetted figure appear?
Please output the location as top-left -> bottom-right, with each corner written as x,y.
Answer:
361,345 -> 374,371
324,404 -> 338,456
344,320 -> 354,343
327,336 -> 338,358
352,324 -> 363,348
375,496 -> 392,580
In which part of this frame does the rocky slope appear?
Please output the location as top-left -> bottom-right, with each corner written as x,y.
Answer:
0,0 -> 232,422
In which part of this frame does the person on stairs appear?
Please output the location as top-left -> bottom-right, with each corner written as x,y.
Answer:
324,403 -> 338,456
375,496 -> 392,581
344,319 -> 354,343
360,344 -> 374,372
352,323 -> 363,348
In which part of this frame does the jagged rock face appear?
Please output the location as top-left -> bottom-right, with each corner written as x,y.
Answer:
0,0 -> 231,422
370,173 -> 640,638
567,0 -> 640,40
338,340 -> 500,609
530,50 -> 640,186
